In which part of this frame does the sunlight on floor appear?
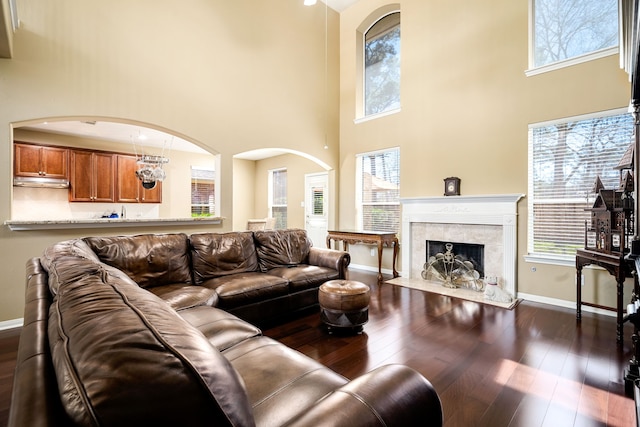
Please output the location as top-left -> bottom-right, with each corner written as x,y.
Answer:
493,358 -> 631,426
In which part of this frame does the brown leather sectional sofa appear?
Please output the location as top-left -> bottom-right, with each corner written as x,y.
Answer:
79,229 -> 351,327
9,229 -> 443,426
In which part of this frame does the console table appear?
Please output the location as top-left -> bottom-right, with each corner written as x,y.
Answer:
575,248 -> 634,344
326,230 -> 399,282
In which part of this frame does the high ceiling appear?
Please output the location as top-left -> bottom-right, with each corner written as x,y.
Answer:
325,0 -> 359,12
17,1 -> 361,158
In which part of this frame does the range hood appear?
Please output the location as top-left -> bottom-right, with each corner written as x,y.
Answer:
13,176 -> 70,188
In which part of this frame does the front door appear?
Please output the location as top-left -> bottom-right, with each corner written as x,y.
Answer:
305,172 -> 329,247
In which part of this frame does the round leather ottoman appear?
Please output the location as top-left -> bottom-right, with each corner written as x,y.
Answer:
319,280 -> 370,333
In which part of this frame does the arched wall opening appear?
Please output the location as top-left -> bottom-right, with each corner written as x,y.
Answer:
233,148 -> 336,233
10,116 -> 220,222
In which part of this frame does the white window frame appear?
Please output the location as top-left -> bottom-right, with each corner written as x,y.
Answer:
190,166 -> 217,217
526,0 -> 619,77
354,5 -> 401,122
525,108 -> 634,266
355,147 -> 400,233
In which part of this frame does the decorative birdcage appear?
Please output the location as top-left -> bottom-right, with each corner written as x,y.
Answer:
584,144 -> 635,254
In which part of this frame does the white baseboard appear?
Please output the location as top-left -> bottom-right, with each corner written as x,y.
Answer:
349,264 -> 402,277
0,318 -> 23,331
516,292 -> 616,317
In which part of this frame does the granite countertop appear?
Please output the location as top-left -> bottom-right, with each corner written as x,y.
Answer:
4,217 -> 224,231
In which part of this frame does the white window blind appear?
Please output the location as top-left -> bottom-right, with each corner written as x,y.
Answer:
528,110 -> 634,259
356,148 -> 400,233
269,168 -> 287,229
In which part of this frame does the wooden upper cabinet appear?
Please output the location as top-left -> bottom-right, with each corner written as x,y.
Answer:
14,143 -> 68,179
69,150 -> 115,202
116,155 -> 139,203
15,142 -> 162,204
143,180 -> 162,203
116,155 -> 162,203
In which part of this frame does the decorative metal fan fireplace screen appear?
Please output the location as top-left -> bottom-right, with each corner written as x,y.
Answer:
422,240 -> 485,291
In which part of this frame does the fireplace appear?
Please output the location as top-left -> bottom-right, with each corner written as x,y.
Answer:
423,240 -> 486,291
426,240 -> 485,278
401,194 -> 524,297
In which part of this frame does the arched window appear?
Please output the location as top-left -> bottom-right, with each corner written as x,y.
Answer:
363,12 -> 401,117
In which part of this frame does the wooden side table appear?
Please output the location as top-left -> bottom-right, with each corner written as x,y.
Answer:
575,248 -> 634,344
326,230 -> 399,282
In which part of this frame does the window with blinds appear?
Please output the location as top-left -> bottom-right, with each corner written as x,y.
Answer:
191,167 -> 215,217
269,168 -> 287,229
528,110 -> 634,260
356,148 -> 400,232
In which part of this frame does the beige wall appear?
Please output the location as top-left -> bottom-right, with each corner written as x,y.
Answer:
232,158 -> 257,231
0,1 -> 339,322
339,1 -> 633,306
253,154 -> 326,231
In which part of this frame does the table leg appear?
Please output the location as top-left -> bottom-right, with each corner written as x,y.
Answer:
377,241 -> 383,282
618,278 -> 624,344
326,236 -> 331,249
576,265 -> 582,321
392,238 -> 399,278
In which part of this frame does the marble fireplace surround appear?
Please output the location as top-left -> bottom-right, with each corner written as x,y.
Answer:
400,194 -> 524,297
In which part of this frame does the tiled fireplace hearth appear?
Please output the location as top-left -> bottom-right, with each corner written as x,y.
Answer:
400,194 -> 524,297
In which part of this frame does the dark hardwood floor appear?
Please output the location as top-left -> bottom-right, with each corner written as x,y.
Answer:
0,327 -> 20,427
0,269 -> 635,426
263,270 -> 637,427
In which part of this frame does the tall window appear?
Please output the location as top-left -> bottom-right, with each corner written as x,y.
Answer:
528,110 -> 633,261
191,167 -> 215,217
356,148 -> 400,232
269,168 -> 287,229
531,0 -> 618,69
365,12 -> 401,116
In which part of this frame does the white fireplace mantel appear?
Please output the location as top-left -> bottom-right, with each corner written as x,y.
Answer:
400,194 -> 525,296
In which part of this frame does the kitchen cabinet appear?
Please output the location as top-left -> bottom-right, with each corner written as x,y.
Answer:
14,142 -> 68,179
116,155 -> 162,203
69,150 -> 115,202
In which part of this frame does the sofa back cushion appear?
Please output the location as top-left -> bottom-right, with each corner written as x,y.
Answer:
46,255 -> 255,427
190,232 -> 260,285
40,239 -> 102,295
83,233 -> 192,289
253,229 -> 311,271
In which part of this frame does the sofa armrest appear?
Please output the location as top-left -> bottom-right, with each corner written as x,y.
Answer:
308,247 -> 350,279
284,364 -> 443,427
9,258 -> 71,427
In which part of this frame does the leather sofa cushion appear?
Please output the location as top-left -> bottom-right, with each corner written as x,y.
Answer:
83,233 -> 192,289
179,306 -> 262,351
147,283 -> 218,310
267,265 -> 340,292
46,255 -> 255,427
190,231 -> 259,284
41,239 -> 101,295
253,229 -> 312,272
223,336 -> 348,427
201,272 -> 290,309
